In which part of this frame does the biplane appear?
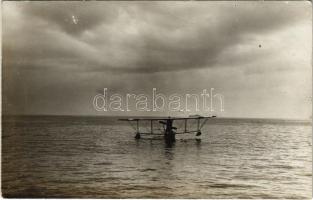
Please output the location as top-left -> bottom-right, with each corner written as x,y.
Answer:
119,115 -> 216,143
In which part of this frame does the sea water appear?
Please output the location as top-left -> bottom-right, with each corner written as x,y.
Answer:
2,116 -> 312,198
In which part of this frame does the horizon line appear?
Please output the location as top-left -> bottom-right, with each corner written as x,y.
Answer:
1,113 -> 312,122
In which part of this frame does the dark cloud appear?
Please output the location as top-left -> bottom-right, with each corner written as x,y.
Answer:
3,1 -> 311,73
19,2 -> 119,36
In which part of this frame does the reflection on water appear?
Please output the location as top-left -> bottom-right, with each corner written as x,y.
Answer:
2,116 -> 312,198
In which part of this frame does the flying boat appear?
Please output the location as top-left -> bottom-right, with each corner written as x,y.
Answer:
119,115 -> 216,143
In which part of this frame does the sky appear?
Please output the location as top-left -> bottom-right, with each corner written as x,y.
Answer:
2,1 -> 312,119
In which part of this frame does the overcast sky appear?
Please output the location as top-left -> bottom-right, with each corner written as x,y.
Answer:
2,1 -> 312,119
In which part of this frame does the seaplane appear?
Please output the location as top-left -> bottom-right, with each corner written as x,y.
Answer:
119,115 -> 216,143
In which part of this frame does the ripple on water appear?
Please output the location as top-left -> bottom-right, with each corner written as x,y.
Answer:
2,116 -> 312,198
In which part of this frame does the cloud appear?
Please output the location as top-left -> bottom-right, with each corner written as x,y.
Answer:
3,1 -> 311,73
19,2 -> 119,36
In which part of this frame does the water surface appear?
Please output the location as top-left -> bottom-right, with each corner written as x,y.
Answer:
2,116 -> 312,198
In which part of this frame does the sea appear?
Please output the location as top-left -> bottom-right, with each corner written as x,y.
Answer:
2,115 -> 312,198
